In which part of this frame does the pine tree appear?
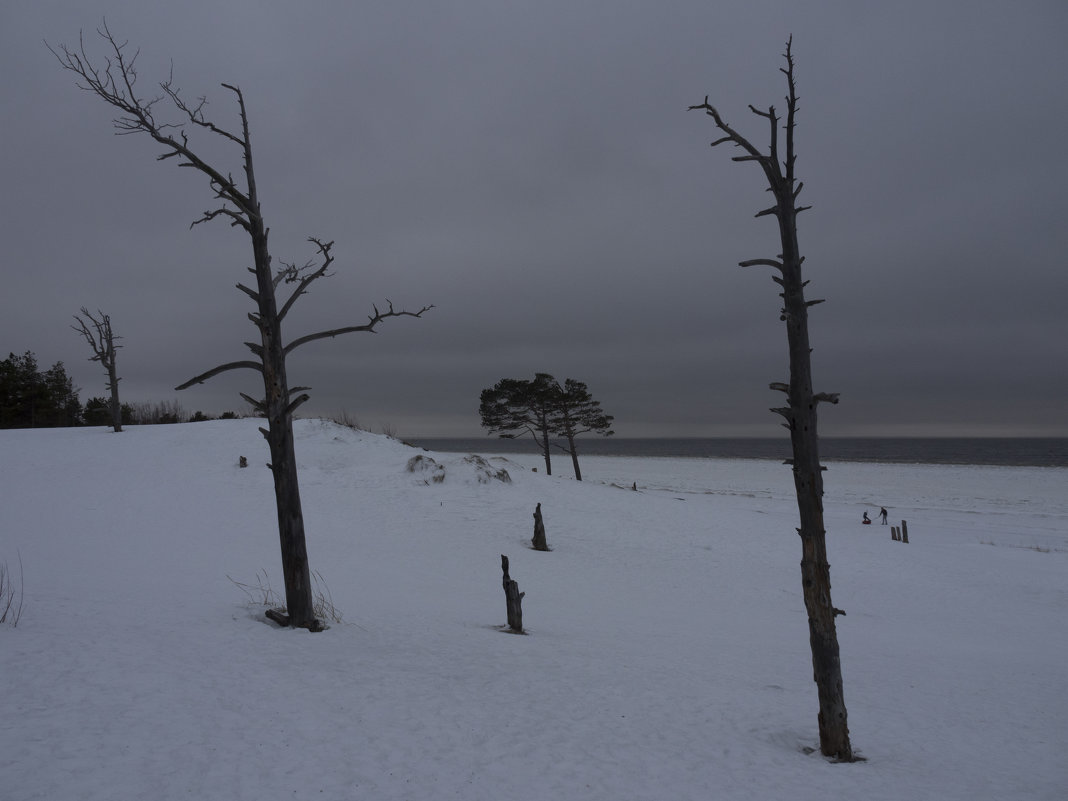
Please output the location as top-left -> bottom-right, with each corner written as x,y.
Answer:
41,362 -> 82,427
0,353 -> 81,428
549,378 -> 614,481
479,374 -> 559,475
479,374 -> 614,479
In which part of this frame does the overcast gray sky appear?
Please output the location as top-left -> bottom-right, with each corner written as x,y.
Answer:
3,1 -> 1066,438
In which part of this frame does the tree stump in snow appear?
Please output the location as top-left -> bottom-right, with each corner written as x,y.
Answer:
532,502 -> 549,551
501,554 -> 524,633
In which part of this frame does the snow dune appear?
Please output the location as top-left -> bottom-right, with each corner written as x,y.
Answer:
1,419 -> 1065,800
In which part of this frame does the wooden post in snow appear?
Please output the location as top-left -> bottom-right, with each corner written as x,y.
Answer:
501,554 -> 524,633
901,520 -> 909,544
532,503 -> 549,551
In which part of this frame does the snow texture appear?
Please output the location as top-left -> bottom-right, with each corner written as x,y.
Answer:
1,419 -> 1065,800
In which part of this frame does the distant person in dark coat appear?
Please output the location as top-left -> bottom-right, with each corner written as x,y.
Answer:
879,507 -> 888,525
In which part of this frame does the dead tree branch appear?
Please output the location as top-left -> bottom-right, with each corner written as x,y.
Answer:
72,307 -> 122,365
175,360 -> 264,390
276,238 -> 335,321
47,23 -> 255,226
284,301 -> 434,356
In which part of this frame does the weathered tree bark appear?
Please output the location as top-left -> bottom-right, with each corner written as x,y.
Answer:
690,38 -> 854,761
245,186 -> 320,630
531,503 -> 549,551
72,308 -> 123,432
501,554 -> 524,632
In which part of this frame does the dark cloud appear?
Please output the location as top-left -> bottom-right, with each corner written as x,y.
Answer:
3,1 -> 1066,438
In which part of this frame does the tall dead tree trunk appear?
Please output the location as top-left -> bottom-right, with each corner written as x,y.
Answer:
72,307 -> 123,432
690,38 -> 854,761
52,25 -> 430,631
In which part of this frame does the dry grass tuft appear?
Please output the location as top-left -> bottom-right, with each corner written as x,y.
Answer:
0,553 -> 25,627
229,568 -> 343,624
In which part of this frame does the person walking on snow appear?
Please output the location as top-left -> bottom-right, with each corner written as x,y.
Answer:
879,507 -> 888,525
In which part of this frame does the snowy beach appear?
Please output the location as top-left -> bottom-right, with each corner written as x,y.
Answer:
2,419 -> 1065,800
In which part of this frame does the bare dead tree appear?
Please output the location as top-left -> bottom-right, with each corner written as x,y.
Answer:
689,38 -> 854,761
72,307 -> 123,432
51,24 -> 431,631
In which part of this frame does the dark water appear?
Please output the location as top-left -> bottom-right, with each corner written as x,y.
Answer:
409,437 -> 1068,468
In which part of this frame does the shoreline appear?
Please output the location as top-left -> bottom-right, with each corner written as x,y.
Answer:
410,436 -> 1068,468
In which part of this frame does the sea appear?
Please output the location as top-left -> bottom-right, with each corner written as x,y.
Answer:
409,437 -> 1068,468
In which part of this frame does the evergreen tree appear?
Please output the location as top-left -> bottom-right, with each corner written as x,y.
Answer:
0,352 -> 39,427
479,374 -> 614,479
84,397 -> 133,427
0,352 -> 81,428
83,396 -> 111,426
479,373 -> 559,475
549,378 -> 614,481
41,362 -> 82,427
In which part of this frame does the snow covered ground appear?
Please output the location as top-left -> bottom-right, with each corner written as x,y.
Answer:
1,419 -> 1065,800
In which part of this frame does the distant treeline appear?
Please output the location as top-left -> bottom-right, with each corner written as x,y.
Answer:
0,351 -> 238,429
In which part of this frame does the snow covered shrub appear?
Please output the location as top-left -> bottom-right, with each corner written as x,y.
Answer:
463,455 -> 511,484
406,454 -> 446,483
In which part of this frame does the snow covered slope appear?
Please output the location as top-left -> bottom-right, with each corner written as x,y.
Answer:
1,419 -> 1065,799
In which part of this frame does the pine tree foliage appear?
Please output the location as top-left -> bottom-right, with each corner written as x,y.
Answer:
479,374 -> 559,475
83,397 -> 135,427
550,378 -> 614,481
0,352 -> 82,428
479,373 -> 613,480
